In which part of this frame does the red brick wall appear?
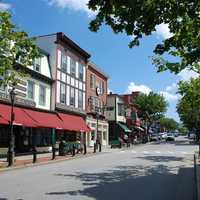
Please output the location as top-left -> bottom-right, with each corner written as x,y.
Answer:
86,65 -> 108,113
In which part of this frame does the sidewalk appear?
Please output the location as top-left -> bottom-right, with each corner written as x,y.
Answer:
0,147 -> 96,171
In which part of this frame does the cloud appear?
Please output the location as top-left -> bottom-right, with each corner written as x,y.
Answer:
155,23 -> 173,39
0,2 -> 11,10
160,91 -> 180,101
126,82 -> 151,94
178,68 -> 199,81
166,83 -> 177,92
48,0 -> 95,17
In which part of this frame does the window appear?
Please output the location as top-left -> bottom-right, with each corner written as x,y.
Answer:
39,85 -> 46,106
33,57 -> 41,72
70,87 -> 75,106
78,90 -> 83,109
70,58 -> 76,77
0,126 -> 9,147
60,83 -> 66,104
27,80 -> 34,100
118,103 -> 124,116
90,74 -> 95,89
79,63 -> 84,80
61,54 -> 67,72
100,81 -> 104,94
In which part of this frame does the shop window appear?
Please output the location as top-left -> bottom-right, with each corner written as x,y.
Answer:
0,126 -> 9,147
27,80 -> 35,100
103,131 -> 107,140
39,84 -> 46,106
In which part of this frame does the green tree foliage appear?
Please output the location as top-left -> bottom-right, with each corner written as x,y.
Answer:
133,92 -> 168,132
88,0 -> 200,74
177,78 -> 200,130
159,117 -> 179,132
0,11 -> 40,86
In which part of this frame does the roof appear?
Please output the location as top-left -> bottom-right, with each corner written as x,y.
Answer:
88,61 -> 109,79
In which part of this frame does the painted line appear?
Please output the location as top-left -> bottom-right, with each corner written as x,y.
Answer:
167,151 -> 174,154
143,151 -> 150,154
155,151 -> 161,154
119,151 -> 125,153
131,150 -> 137,154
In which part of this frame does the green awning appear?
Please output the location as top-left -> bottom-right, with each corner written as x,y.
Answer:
117,122 -> 132,133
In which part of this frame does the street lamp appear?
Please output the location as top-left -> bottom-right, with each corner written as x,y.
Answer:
8,87 -> 16,167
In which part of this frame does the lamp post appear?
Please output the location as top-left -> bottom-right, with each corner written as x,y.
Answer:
8,87 -> 16,167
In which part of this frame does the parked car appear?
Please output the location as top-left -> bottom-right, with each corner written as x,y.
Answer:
159,132 -> 167,140
166,133 -> 175,141
150,134 -> 159,141
189,133 -> 196,140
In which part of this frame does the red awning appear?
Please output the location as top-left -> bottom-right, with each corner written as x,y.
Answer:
58,113 -> 91,132
23,109 -> 63,129
0,104 -> 38,127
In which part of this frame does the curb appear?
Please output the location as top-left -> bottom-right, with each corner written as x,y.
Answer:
0,151 -> 104,173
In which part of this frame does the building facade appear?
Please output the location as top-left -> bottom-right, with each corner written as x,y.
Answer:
36,32 -> 90,144
105,94 -> 131,142
0,50 -> 55,155
86,62 -> 109,147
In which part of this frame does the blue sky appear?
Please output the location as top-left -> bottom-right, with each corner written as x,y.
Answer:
1,0 -> 199,121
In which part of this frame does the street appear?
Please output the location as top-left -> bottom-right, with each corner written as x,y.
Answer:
0,136 -> 197,200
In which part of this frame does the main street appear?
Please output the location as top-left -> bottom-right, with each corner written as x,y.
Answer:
0,136 -> 197,200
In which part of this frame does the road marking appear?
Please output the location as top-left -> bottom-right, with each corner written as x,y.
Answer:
155,151 -> 161,154
143,151 -> 149,154
131,150 -> 137,154
119,151 -> 125,153
167,151 -> 174,154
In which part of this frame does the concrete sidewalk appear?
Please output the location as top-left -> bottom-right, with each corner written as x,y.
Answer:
0,147 -> 97,170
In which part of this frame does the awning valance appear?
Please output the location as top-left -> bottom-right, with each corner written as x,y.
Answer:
58,113 -> 91,132
117,122 -> 132,133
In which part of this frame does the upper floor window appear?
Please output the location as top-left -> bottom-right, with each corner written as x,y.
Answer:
79,63 -> 84,81
60,83 -> 66,104
90,74 -> 95,89
118,103 -> 124,116
27,80 -> 35,100
70,87 -> 75,106
78,90 -> 83,109
33,57 -> 41,72
39,84 -> 46,106
70,58 -> 76,77
61,54 -> 67,72
100,81 -> 104,95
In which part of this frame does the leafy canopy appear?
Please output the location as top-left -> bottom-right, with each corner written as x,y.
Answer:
88,0 -> 200,74
133,92 -> 168,128
0,11 -> 40,86
159,117 -> 179,131
177,78 -> 200,130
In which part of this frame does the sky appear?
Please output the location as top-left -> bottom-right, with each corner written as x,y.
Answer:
1,0 -> 199,121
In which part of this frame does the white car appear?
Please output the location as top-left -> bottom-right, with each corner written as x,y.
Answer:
159,132 -> 167,140
189,133 -> 196,140
166,133 -> 175,141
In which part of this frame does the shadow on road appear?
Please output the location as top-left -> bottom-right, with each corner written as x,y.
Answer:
45,161 -> 193,200
136,155 -> 184,163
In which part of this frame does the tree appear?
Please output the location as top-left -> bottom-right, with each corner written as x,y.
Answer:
133,92 -> 168,133
177,78 -> 200,131
88,0 -> 200,74
159,117 -> 179,132
0,11 -> 40,86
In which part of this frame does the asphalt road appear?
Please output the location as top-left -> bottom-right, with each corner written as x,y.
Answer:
0,136 -> 198,200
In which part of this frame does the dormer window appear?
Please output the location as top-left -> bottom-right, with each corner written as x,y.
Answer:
33,57 -> 41,72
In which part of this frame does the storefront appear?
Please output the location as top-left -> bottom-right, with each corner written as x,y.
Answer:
0,103 -> 90,157
86,116 -> 109,147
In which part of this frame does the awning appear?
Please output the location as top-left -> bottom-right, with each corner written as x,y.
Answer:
23,109 -> 63,129
0,104 -> 38,127
134,126 -> 144,131
58,113 -> 91,132
117,122 -> 132,133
